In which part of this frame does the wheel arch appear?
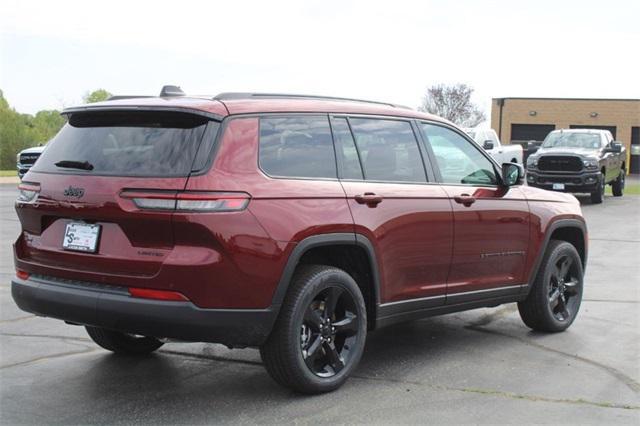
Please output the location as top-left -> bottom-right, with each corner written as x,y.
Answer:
271,233 -> 381,329
526,219 -> 588,293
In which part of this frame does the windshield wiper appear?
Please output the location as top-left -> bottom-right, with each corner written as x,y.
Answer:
54,160 -> 94,171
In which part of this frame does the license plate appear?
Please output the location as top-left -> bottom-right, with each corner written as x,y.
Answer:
552,183 -> 565,190
62,222 -> 101,253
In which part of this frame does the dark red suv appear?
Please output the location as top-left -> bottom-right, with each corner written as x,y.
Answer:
12,88 -> 587,393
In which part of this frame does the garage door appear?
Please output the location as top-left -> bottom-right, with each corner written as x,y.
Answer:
511,124 -> 556,143
569,125 -> 617,139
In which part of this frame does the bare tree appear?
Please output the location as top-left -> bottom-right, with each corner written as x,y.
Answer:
418,83 -> 486,127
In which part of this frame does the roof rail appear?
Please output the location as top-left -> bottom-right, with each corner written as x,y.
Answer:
107,95 -> 154,101
213,92 -> 411,109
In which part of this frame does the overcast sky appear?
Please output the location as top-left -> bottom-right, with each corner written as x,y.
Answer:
1,0 -> 638,118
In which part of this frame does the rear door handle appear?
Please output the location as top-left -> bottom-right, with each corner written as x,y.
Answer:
453,194 -> 476,207
355,192 -> 383,207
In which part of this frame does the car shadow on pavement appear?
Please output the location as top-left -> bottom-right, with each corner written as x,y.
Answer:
68,315 -> 479,400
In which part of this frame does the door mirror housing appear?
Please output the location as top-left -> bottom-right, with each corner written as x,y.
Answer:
605,142 -> 623,153
483,140 -> 494,150
501,163 -> 524,187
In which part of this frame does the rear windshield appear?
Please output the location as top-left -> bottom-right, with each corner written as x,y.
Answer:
32,111 -> 214,177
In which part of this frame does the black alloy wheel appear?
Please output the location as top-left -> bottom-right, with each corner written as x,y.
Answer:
300,286 -> 360,377
518,240 -> 583,332
260,265 -> 367,394
547,255 -> 580,322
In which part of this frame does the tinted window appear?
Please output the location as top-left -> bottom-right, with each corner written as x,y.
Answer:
331,117 -> 363,179
349,118 -> 426,182
191,123 -> 221,172
259,116 -> 336,178
420,123 -> 497,185
32,111 -> 212,177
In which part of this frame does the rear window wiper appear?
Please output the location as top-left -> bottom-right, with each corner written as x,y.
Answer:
54,160 -> 94,171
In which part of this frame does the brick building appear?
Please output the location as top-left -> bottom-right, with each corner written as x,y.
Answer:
490,98 -> 640,174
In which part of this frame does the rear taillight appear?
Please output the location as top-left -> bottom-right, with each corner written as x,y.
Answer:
129,287 -> 189,302
120,190 -> 250,212
16,269 -> 30,280
17,182 -> 40,204
175,192 -> 249,211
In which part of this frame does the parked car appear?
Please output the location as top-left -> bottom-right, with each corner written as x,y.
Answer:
16,145 -> 46,179
12,87 -> 587,394
526,129 -> 626,203
464,127 -> 523,164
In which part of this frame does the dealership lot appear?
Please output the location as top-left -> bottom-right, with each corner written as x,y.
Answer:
0,183 -> 638,424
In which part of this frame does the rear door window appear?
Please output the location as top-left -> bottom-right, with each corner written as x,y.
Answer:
32,111 -> 214,177
259,116 -> 337,179
348,118 -> 426,182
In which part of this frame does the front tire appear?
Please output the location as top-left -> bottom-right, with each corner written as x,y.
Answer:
85,326 -> 164,355
518,240 -> 583,332
612,169 -> 625,197
260,265 -> 367,394
590,172 -> 605,204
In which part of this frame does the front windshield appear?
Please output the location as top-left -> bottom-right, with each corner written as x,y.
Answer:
542,132 -> 603,149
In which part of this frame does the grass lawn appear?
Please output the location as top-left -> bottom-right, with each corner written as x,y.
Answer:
0,170 -> 16,177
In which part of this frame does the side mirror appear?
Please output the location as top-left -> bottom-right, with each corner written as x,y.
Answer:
606,142 -> 623,153
502,163 -> 524,187
483,140 -> 494,150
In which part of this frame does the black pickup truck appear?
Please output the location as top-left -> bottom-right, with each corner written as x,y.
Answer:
525,129 -> 626,203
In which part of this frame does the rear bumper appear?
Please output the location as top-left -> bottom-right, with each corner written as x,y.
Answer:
526,170 -> 600,193
11,275 -> 278,348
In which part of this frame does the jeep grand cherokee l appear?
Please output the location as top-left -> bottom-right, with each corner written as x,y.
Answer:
526,129 -> 626,203
12,87 -> 588,394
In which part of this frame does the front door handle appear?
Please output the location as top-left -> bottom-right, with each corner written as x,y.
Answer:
453,194 -> 476,207
355,192 -> 383,207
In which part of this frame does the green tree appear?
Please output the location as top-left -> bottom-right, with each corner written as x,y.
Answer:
31,110 -> 66,142
0,89 -> 67,170
83,89 -> 112,103
0,90 -> 30,169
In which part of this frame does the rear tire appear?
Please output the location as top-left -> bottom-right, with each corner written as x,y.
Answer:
518,240 -> 583,332
612,169 -> 625,197
85,326 -> 164,355
260,265 -> 367,394
590,172 -> 605,204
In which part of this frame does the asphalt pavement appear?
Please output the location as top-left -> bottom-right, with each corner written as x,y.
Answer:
0,183 -> 638,424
